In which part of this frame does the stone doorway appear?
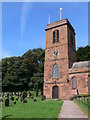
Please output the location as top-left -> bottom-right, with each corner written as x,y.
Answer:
52,86 -> 58,99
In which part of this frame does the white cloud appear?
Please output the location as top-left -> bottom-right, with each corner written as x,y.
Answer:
20,2 -> 32,47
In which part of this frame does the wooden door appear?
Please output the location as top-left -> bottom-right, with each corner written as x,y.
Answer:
52,86 -> 58,99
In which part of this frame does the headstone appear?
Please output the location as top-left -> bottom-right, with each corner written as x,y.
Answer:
2,92 -> 4,97
41,95 -> 46,101
23,99 -> 27,103
7,93 -> 9,98
4,93 -> 7,97
19,93 -> 22,97
0,97 -> 3,102
10,96 -> 14,101
17,93 -> 19,96
0,93 -> 1,97
20,96 -> 23,102
16,96 -> 19,101
10,92 -> 13,96
27,92 -> 31,98
5,98 -> 9,106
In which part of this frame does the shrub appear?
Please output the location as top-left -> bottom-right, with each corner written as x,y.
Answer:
78,94 -> 90,97
69,95 -> 77,101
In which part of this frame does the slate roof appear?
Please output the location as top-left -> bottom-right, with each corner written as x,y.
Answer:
72,61 -> 90,68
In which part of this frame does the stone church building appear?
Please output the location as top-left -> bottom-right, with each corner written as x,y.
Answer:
43,18 -> 90,99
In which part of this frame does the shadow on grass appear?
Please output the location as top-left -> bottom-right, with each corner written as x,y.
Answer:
1,118 -> 57,120
2,115 -> 12,119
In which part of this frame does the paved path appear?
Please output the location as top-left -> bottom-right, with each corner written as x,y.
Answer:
58,100 -> 88,118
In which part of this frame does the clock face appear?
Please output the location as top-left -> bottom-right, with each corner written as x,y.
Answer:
53,50 -> 58,56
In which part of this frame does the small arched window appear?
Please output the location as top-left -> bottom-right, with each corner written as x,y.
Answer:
53,30 -> 59,43
53,64 -> 59,79
57,30 -> 59,42
72,77 -> 76,89
53,31 -> 55,43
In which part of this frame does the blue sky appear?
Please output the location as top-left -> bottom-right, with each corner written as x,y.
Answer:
2,2 -> 88,59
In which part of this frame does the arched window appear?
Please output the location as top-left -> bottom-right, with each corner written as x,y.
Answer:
53,30 -> 59,43
53,31 -> 55,43
57,30 -> 59,42
53,64 -> 59,78
72,77 -> 76,89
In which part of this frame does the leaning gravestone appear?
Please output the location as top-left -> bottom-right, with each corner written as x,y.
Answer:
5,98 -> 9,106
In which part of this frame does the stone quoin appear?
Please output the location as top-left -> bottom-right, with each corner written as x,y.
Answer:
43,18 -> 90,100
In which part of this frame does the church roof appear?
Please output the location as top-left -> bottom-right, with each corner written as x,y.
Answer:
72,61 -> 90,68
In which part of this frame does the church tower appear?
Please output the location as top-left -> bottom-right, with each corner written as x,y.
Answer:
44,18 -> 76,99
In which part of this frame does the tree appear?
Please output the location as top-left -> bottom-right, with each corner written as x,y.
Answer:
76,45 -> 90,62
2,48 -> 45,92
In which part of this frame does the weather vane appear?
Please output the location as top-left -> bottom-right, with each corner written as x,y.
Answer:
60,8 -> 62,20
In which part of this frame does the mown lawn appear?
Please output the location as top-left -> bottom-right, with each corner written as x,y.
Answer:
2,96 -> 63,119
74,97 -> 90,117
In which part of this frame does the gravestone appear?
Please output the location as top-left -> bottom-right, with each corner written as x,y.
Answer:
27,92 -> 31,98
23,99 -> 27,103
0,97 -> 3,102
5,98 -> 9,106
16,96 -> 19,101
7,93 -> 9,98
10,96 -> 14,101
20,96 -> 23,102
41,95 -> 46,101
10,92 -> 13,96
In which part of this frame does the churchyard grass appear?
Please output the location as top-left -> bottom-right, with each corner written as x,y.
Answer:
2,96 -> 63,118
0,104 -> 2,119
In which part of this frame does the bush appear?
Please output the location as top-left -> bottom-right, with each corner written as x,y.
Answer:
69,95 -> 77,101
78,94 -> 90,97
